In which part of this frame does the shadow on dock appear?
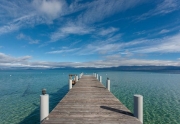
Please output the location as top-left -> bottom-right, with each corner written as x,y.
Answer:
100,106 -> 134,116
91,86 -> 105,89
19,84 -> 69,124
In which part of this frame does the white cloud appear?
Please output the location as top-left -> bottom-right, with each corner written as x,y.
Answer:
47,48 -> 79,54
76,0 -> 144,24
0,23 -> 19,35
74,32 -> 180,56
0,52 -> 180,69
0,0 -> 66,35
17,33 -> 39,44
136,0 -> 179,20
137,0 -> 180,20
98,27 -> 119,36
50,24 -> 94,42
76,36 -> 145,55
159,29 -> 170,34
32,0 -> 64,22
0,0 -> 144,37
132,33 -> 180,53
76,34 -> 123,55
0,0 -> 32,21
0,53 -> 31,63
155,0 -> 178,14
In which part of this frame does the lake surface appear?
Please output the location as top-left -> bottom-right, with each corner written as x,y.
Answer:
0,69 -> 180,124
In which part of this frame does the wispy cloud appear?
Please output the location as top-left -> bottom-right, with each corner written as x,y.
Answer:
50,24 -> 94,42
98,27 -> 119,36
0,23 -> 19,35
159,29 -> 170,34
136,0 -> 179,20
76,0 -> 144,24
132,33 -> 180,53
76,35 -> 145,55
17,33 -> 39,44
0,0 -> 65,35
75,32 -> 180,56
46,48 -> 79,54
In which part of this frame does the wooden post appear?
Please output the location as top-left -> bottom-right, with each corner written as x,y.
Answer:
106,78 -> 110,91
69,79 -> 72,90
40,89 -> 49,122
75,75 -> 78,82
96,74 -> 98,80
134,95 -> 143,123
99,76 -> 102,83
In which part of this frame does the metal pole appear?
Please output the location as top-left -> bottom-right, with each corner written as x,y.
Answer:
134,95 -> 143,123
40,89 -> 49,122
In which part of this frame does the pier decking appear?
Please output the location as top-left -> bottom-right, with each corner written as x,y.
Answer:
42,75 -> 142,124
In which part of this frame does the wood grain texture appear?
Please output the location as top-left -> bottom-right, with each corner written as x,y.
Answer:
42,75 -> 142,124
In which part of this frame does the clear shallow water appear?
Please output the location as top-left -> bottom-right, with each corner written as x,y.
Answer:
0,69 -> 180,124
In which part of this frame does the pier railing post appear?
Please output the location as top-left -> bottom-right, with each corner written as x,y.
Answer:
96,74 -> 98,80
80,73 -> 83,78
40,89 -> 49,122
99,76 -> 102,83
94,73 -> 96,78
134,95 -> 143,123
75,75 -> 78,82
69,79 -> 72,90
106,78 -> 110,91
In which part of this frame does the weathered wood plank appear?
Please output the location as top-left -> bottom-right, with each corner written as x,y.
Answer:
42,75 -> 142,124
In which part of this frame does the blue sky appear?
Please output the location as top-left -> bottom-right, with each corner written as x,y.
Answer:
0,0 -> 180,68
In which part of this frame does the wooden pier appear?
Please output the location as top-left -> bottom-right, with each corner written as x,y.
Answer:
42,75 -> 142,124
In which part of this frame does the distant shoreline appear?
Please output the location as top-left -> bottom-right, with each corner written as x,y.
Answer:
1,66 -> 180,73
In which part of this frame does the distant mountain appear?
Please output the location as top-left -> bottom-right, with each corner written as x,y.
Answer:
1,66 -> 180,73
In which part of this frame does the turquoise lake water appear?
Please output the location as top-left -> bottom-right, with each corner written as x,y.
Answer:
0,69 -> 180,124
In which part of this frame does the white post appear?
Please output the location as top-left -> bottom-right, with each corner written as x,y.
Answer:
40,89 -> 49,122
95,73 -> 96,78
75,75 -> 78,82
69,79 -> 72,90
99,76 -> 102,83
106,78 -> 110,91
134,95 -> 143,123
96,74 -> 98,80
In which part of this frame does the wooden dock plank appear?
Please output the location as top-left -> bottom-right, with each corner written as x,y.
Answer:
42,75 -> 142,124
